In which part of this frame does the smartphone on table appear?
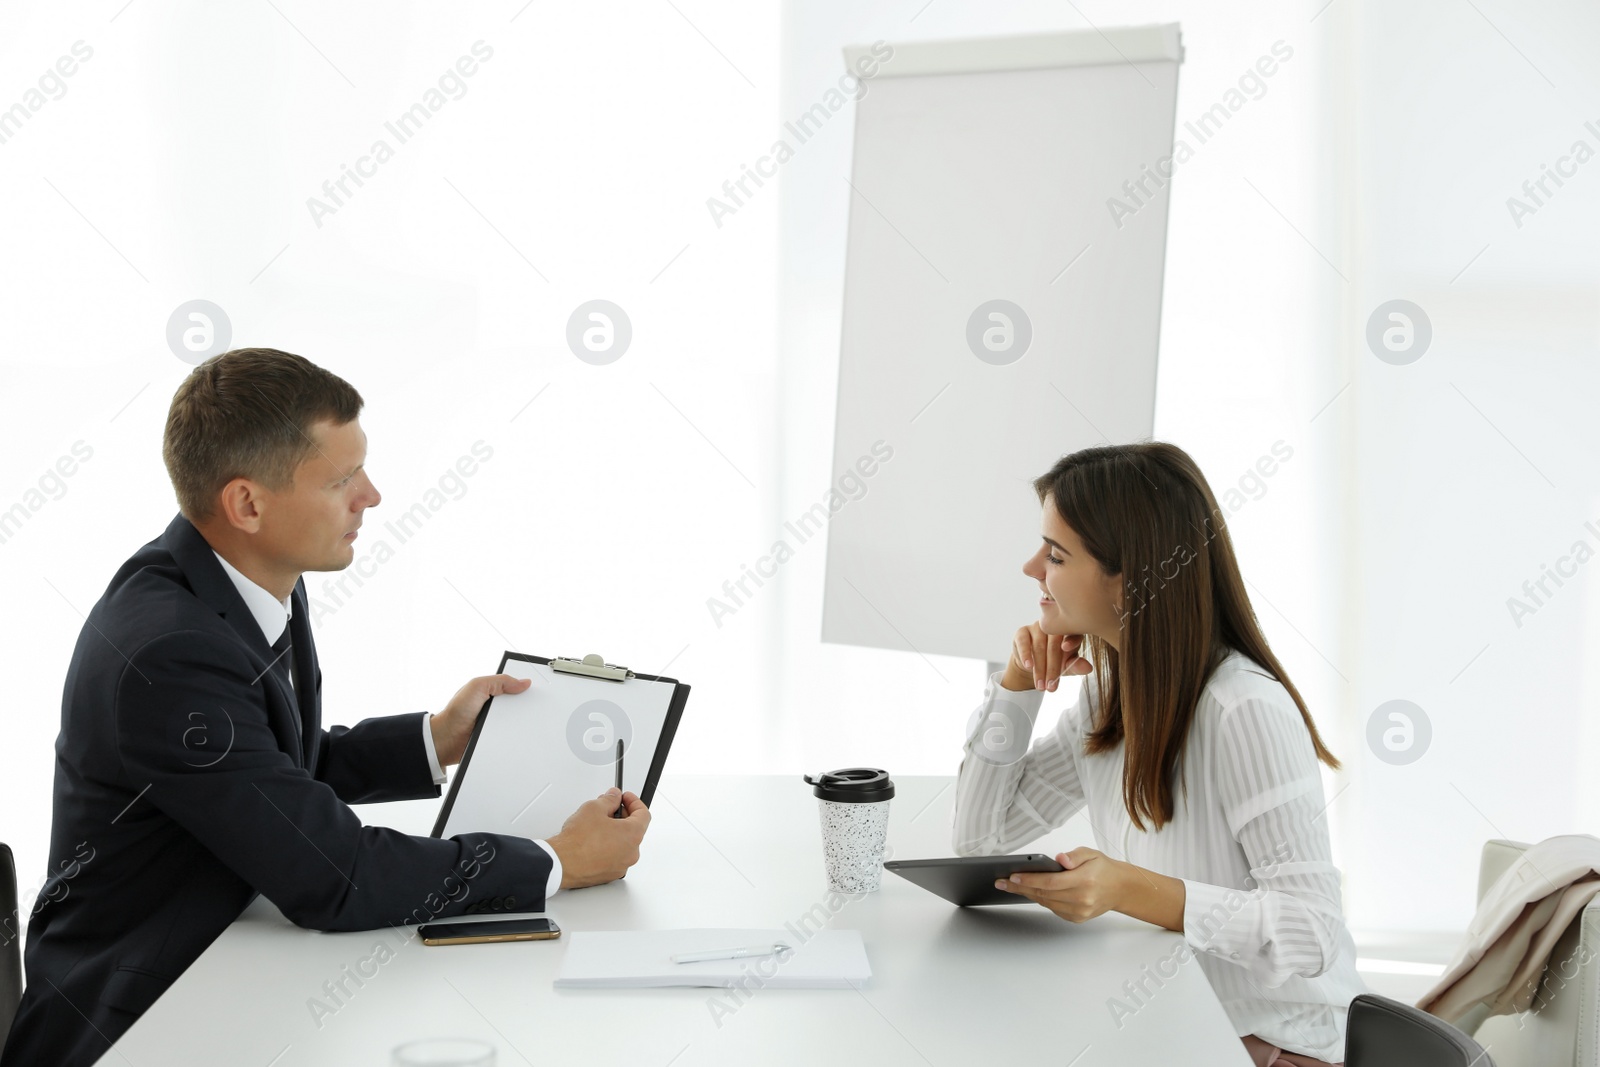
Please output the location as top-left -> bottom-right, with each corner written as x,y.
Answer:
419,917 -> 561,946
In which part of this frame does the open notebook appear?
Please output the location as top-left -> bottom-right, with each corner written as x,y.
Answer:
553,929 -> 871,989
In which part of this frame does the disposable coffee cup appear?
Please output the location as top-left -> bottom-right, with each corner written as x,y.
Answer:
802,767 -> 894,893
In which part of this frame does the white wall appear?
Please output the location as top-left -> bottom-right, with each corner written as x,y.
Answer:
2,0 -> 1596,947
1340,0 -> 1600,937
776,0 -> 1345,890
0,0 -> 777,914
777,0 -> 1600,943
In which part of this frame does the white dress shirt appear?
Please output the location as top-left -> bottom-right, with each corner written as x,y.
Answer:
952,649 -> 1367,1061
211,551 -> 562,901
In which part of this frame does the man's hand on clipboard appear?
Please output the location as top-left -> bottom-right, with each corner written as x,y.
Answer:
547,788 -> 651,891
429,674 -> 535,767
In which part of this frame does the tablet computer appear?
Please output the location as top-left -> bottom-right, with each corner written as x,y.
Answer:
884,854 -> 1065,907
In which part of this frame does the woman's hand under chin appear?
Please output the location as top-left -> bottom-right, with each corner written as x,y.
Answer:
1002,624 -> 1094,692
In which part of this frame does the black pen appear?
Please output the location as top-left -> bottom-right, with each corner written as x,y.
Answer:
612,739 -> 625,817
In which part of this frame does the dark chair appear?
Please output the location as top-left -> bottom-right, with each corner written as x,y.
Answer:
1346,993 -> 1496,1067
1,843 -> 20,1047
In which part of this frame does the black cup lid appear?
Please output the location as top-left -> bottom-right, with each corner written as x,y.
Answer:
802,767 -> 895,803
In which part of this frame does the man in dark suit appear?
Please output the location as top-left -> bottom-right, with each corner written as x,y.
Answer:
1,348 -> 651,1066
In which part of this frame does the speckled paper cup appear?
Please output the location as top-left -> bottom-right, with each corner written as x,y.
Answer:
803,768 -> 895,894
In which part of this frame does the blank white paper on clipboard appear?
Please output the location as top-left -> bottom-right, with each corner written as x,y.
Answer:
431,652 -> 689,842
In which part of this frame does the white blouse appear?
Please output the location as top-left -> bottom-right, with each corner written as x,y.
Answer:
951,650 -> 1368,1061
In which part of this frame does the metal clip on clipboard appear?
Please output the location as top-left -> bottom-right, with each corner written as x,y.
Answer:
549,653 -> 634,682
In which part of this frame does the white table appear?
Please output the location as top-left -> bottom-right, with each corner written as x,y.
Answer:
101,775 -> 1252,1066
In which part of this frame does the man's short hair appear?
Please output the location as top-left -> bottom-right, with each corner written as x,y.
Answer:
163,348 -> 363,522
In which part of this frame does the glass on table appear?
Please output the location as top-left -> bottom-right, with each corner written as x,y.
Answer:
392,1037 -> 496,1066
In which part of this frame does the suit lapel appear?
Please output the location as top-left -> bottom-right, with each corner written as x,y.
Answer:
160,513 -> 309,769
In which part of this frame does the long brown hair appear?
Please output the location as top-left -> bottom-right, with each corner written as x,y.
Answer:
1033,441 -> 1339,832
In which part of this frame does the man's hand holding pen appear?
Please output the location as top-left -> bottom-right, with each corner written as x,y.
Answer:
548,788 -> 650,891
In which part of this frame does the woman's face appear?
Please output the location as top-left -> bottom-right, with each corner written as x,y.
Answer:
1022,495 -> 1125,649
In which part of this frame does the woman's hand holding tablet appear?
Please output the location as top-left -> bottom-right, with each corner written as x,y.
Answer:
883,854 -> 1066,907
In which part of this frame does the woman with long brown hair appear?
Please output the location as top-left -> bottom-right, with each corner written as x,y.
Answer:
952,442 -> 1366,1066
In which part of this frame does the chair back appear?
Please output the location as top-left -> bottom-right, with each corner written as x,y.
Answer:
1347,993 -> 1495,1066
1467,838 -> 1600,1067
0,843 -> 21,1048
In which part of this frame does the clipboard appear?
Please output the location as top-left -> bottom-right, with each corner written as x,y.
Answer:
430,651 -> 690,841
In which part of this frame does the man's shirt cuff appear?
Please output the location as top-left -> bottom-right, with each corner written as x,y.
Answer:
533,839 -> 562,899
421,713 -> 447,785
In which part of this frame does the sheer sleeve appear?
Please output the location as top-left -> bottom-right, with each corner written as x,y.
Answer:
1180,695 -> 1349,987
951,670 -> 1089,855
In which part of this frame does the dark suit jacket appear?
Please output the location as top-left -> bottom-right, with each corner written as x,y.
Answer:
1,514 -> 553,1067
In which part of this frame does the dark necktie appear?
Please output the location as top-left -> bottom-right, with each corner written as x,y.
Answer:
268,624 -> 294,693
268,623 -> 303,750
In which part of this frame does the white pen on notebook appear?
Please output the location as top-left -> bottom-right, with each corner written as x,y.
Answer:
670,942 -> 791,964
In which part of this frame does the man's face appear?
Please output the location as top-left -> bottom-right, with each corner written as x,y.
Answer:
254,417 -> 380,574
